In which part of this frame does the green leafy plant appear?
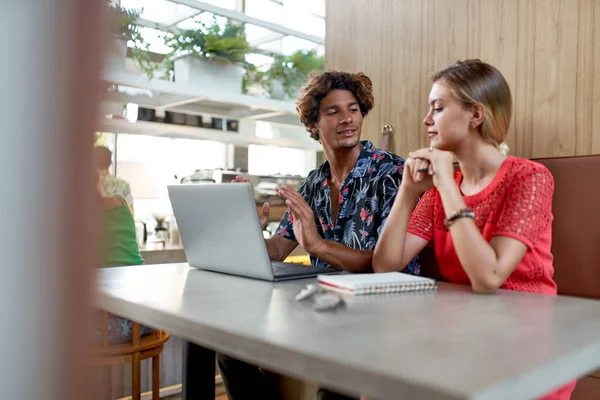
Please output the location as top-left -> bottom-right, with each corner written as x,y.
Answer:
139,17 -> 251,79
256,49 -> 325,99
165,19 -> 249,64
105,1 -> 143,41
242,62 -> 265,94
288,49 -> 324,76
262,54 -> 304,98
105,1 -> 152,76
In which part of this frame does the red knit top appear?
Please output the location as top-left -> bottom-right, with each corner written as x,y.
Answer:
408,156 -> 576,399
408,156 -> 557,295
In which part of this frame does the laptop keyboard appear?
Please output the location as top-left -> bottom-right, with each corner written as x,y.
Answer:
270,261 -> 339,277
271,261 -> 301,273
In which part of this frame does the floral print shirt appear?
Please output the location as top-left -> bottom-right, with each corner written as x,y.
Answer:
276,140 -> 420,274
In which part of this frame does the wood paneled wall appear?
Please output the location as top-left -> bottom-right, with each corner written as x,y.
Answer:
325,0 -> 600,159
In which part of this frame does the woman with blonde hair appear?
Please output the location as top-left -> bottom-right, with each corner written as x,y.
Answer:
373,59 -> 574,399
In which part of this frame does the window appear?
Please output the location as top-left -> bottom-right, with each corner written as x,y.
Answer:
172,138 -> 228,179
121,0 -> 198,26
111,133 -> 227,218
245,0 -> 325,55
248,145 -> 308,177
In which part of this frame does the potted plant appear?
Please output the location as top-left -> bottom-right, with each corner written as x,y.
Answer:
158,17 -> 251,92
260,49 -> 325,100
288,49 -> 325,77
261,53 -> 303,100
242,62 -> 267,97
105,1 -> 143,71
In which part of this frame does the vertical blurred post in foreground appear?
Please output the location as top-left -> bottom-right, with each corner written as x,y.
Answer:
0,1 -> 104,399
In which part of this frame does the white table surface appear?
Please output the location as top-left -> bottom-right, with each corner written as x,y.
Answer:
95,263 -> 600,400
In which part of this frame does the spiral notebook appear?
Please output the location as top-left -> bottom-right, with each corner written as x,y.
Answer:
317,272 -> 437,295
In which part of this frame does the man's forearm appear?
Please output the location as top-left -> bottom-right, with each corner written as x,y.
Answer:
265,238 -> 283,261
308,239 -> 373,272
265,235 -> 298,262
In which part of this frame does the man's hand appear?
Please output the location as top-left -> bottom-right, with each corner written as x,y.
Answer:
232,175 -> 270,230
276,185 -> 322,253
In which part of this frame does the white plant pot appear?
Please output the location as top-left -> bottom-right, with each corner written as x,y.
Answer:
105,37 -> 128,72
287,83 -> 302,100
245,83 -> 269,98
269,79 -> 301,101
173,56 -> 245,92
269,79 -> 286,100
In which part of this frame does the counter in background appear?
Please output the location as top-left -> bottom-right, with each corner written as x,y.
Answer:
140,237 -> 309,266
140,243 -> 186,265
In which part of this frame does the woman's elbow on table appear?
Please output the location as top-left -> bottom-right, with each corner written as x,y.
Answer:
470,273 -> 505,294
372,251 -> 401,273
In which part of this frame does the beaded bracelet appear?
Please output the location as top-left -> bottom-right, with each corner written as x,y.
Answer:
444,208 -> 475,229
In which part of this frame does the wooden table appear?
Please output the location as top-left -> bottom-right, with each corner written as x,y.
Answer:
95,263 -> 600,400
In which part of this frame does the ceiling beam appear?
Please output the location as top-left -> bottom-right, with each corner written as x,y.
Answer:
249,32 -> 286,47
166,10 -> 204,28
135,18 -> 285,59
244,110 -> 288,120
136,17 -> 170,32
166,0 -> 324,45
160,97 -> 205,109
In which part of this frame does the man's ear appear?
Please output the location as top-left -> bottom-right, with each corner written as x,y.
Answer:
471,103 -> 486,129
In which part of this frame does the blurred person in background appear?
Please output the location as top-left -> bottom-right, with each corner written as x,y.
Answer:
94,171 -> 152,344
94,146 -> 134,213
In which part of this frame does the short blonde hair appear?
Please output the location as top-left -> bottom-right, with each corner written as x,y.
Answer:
432,59 -> 512,154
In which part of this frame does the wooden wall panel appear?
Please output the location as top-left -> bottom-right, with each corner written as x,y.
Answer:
376,0 -> 394,149
478,0 -> 519,153
466,0 -> 481,58
515,0 -> 537,158
326,0 -> 600,159
593,2 -> 600,155
575,0 -> 595,155
386,0 -> 423,154
357,0 -> 385,146
326,0 -> 383,148
419,0 -> 458,152
531,0 -> 579,158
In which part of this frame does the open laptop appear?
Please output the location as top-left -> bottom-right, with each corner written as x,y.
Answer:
168,183 -> 340,281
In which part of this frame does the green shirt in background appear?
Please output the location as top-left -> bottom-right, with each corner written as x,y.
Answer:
101,197 -> 144,267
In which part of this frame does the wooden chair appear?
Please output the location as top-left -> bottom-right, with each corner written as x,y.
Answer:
91,311 -> 170,400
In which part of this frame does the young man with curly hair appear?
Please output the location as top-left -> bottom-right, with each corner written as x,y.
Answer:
209,70 -> 419,400
236,69 -> 419,274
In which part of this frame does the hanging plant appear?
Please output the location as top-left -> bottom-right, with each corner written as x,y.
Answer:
105,1 -> 143,42
137,17 -> 252,80
253,49 -> 325,99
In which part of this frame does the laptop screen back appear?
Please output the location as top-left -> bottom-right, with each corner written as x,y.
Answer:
168,183 -> 275,281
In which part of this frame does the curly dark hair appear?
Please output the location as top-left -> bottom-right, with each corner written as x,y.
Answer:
296,69 -> 375,141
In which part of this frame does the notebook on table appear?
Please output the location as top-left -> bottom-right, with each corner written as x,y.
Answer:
317,272 -> 437,295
